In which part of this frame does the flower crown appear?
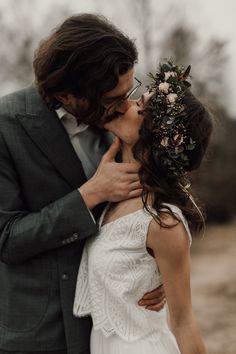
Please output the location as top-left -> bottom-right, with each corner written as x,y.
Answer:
147,60 -> 195,177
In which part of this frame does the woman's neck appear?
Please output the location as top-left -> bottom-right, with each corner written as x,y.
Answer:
122,143 -> 140,165
121,143 -> 154,208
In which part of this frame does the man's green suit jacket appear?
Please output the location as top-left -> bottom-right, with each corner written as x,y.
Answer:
0,86 -> 110,353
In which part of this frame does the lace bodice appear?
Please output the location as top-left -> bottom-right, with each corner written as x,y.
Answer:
73,204 -> 191,342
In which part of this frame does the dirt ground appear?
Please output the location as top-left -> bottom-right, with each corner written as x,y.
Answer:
191,222 -> 236,354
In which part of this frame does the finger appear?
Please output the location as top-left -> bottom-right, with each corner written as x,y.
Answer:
129,181 -> 142,190
128,188 -> 142,198
120,172 -> 139,181
102,137 -> 121,162
142,286 -> 165,300
145,299 -> 166,312
119,163 -> 140,174
121,175 -> 140,185
138,295 -> 165,306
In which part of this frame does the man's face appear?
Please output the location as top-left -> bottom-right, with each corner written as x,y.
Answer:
100,68 -> 135,123
57,68 -> 138,124
103,91 -> 153,146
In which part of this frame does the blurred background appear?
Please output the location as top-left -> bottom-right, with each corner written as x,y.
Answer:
0,0 -> 235,352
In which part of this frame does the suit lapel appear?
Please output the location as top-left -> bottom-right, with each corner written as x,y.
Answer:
17,86 -> 87,189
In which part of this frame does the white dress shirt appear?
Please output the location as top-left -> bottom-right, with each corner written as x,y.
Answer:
56,107 -> 108,179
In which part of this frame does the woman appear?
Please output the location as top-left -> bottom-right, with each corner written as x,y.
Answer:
73,60 -> 213,354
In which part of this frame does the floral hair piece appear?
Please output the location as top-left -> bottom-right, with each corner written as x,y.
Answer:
147,60 -> 195,177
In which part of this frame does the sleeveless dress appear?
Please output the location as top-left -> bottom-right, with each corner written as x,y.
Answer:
73,203 -> 192,354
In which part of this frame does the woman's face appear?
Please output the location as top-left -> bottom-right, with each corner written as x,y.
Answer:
103,92 -> 151,146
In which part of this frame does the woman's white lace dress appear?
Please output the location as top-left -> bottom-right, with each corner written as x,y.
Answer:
73,203 -> 192,353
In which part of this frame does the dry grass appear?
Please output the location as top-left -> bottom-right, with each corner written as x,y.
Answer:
191,222 -> 236,354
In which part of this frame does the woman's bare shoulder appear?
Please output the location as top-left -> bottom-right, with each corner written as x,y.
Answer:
147,213 -> 190,260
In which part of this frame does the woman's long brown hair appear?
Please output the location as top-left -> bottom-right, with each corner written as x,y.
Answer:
133,91 -> 213,235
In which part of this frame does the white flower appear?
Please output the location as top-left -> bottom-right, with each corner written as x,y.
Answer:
167,93 -> 178,104
158,82 -> 170,94
164,71 -> 176,81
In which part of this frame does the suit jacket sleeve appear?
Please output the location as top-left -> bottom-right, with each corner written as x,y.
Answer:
0,130 -> 98,265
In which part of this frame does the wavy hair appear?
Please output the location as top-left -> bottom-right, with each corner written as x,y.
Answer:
133,91 -> 213,235
33,13 -> 138,125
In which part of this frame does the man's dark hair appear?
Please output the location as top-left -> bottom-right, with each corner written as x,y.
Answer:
33,13 -> 138,124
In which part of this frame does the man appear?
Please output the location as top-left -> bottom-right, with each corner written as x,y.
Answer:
0,14 -> 165,354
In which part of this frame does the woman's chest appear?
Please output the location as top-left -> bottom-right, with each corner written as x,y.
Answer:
87,223 -> 158,280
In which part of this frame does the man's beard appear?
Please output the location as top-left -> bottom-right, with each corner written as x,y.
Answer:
63,100 -> 85,125
64,100 -> 123,127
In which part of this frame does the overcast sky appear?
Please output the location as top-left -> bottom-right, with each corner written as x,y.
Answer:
1,0 -> 236,116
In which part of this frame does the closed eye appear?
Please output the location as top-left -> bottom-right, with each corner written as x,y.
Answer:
103,95 -> 126,105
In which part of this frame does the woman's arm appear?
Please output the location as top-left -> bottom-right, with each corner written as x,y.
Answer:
147,214 -> 206,354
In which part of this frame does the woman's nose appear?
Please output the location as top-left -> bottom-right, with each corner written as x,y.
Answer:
142,91 -> 154,105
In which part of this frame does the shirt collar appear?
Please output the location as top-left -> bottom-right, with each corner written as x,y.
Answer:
55,107 -> 89,133
56,107 -> 68,120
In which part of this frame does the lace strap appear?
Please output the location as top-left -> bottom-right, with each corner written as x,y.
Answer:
160,203 -> 192,245
98,202 -> 111,228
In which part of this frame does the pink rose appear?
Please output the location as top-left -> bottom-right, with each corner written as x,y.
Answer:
158,82 -> 170,94
164,71 -> 176,81
167,93 -> 178,104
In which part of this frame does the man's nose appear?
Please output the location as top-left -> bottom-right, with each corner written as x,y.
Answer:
115,99 -> 132,114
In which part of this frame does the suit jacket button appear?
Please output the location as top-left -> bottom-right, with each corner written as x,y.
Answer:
61,273 -> 69,281
72,232 -> 79,239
